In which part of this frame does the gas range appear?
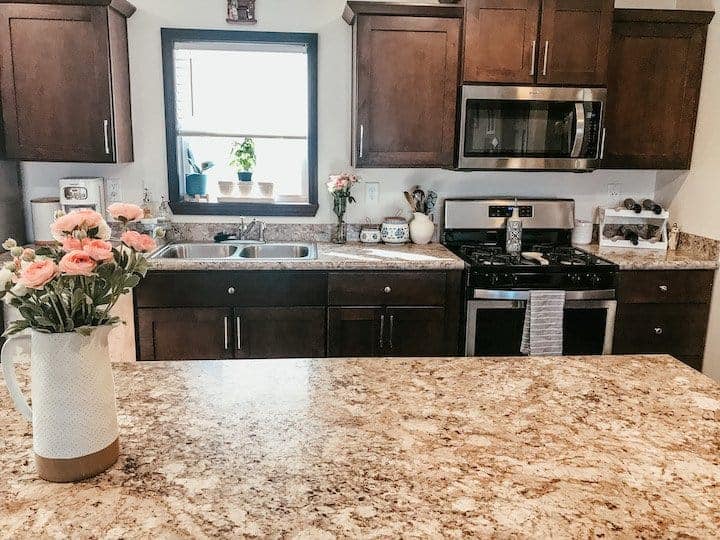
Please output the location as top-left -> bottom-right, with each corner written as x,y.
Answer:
442,198 -> 618,357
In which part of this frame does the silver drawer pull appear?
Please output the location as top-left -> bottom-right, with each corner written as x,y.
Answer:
379,314 -> 385,350
224,316 -> 230,349
654,327 -> 664,336
236,317 -> 242,351
228,287 -> 236,295
659,285 -> 668,292
384,286 -> 391,294
103,119 -> 110,155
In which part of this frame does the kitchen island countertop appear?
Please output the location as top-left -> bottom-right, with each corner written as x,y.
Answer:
2,354 -> 720,538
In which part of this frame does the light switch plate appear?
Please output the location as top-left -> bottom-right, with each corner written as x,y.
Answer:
365,182 -> 380,205
107,177 -> 122,203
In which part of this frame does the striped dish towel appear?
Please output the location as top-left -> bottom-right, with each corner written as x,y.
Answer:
520,290 -> 566,356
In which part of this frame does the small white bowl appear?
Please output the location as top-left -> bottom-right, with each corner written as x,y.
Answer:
258,182 -> 275,198
238,182 -> 254,197
218,181 -> 237,197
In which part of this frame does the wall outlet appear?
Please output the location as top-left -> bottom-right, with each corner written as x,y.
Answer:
365,182 -> 380,205
607,182 -> 622,201
107,177 -> 122,203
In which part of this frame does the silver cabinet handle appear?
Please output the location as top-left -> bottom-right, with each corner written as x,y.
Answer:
224,316 -> 230,350
389,315 -> 395,351
228,287 -> 236,295
236,317 -> 242,351
384,286 -> 391,294
530,40 -> 537,76
379,314 -> 385,350
542,41 -> 549,76
659,285 -> 668,292
103,120 -> 110,155
359,124 -> 365,159
654,327 -> 664,336
600,128 -> 607,160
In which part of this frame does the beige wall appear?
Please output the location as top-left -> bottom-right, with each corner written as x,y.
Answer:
655,0 -> 720,380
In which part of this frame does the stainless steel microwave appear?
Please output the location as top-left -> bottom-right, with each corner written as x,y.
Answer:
457,86 -> 607,171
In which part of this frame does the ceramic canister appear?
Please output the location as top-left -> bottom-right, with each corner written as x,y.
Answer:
409,213 -> 435,245
381,217 -> 410,244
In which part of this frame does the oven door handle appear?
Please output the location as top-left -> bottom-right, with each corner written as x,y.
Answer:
570,103 -> 585,158
472,289 -> 616,301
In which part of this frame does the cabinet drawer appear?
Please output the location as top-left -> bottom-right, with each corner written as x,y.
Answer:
613,303 -> 711,358
135,271 -> 327,308
617,270 -> 714,304
328,272 -> 446,306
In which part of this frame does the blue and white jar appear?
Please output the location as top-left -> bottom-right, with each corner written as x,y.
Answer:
381,217 -> 410,244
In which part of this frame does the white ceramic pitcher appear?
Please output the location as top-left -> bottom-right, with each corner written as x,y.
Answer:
410,212 -> 435,245
1,326 -> 119,482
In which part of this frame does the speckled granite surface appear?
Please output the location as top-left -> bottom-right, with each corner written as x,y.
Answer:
2,355 -> 720,538
581,242 -> 719,270
148,242 -> 466,271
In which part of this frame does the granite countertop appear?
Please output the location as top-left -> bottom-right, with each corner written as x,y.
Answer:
148,242 -> 466,271
581,243 -> 719,270
2,354 -> 720,537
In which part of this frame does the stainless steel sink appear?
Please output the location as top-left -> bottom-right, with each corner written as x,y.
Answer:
238,243 -> 313,259
155,243 -> 238,259
150,242 -> 317,261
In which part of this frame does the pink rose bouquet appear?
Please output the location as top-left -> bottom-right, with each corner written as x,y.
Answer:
1,203 -> 160,336
326,173 -> 358,244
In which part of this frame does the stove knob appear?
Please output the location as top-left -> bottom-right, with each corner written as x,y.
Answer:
588,274 -> 603,287
569,273 -> 582,285
489,274 -> 500,286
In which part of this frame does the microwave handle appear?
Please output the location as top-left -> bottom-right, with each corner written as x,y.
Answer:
570,103 -> 585,158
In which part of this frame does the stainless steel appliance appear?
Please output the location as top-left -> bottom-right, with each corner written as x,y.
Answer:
59,177 -> 107,217
442,199 -> 618,356
457,86 -> 607,171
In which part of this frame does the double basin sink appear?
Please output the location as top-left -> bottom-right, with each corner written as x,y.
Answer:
150,242 -> 318,261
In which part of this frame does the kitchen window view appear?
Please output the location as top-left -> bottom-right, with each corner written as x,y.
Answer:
162,30 -> 318,216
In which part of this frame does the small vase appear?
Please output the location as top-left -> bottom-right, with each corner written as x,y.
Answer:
185,173 -> 208,197
410,212 -> 435,245
334,218 -> 347,244
2,326 -> 119,483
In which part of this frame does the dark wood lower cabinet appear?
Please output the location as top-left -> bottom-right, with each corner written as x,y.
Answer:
137,308 -> 234,361
234,307 -> 326,359
135,270 -> 462,361
328,306 -> 447,357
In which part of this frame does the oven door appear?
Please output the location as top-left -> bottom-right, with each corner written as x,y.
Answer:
458,86 -> 606,171
465,293 -> 617,357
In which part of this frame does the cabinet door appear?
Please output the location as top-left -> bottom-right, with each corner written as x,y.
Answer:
328,307 -> 384,357
0,5 -> 116,162
536,0 -> 613,86
386,307 -> 447,357
235,307 -> 326,359
463,0 -> 541,84
137,308 -> 234,361
604,15 -> 709,169
355,15 -> 460,167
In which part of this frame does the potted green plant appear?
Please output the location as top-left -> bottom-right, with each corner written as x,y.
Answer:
230,138 -> 257,182
185,147 -> 214,197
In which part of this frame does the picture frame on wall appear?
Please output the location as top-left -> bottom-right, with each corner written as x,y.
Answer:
227,0 -> 257,24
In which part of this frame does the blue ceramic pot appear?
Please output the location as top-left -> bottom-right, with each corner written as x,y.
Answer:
238,171 -> 253,182
185,174 -> 208,197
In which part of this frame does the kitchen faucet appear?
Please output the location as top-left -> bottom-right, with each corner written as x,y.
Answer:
239,218 -> 266,243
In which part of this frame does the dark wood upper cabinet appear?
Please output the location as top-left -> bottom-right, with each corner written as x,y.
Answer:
463,0 -> 541,84
536,0 -> 613,86
347,3 -> 461,167
603,10 -> 713,170
463,0 -> 612,86
0,1 -> 135,162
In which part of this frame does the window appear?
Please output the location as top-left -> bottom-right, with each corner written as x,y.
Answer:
161,29 -> 318,216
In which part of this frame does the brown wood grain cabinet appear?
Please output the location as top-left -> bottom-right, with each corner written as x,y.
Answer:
0,0 -> 135,162
603,10 -> 713,170
463,0 -> 612,86
135,270 -> 462,361
613,270 -> 715,371
347,3 -> 461,167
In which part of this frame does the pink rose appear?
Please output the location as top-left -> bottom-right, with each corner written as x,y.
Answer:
61,237 -> 84,251
18,259 -> 59,289
51,209 -> 105,241
108,203 -> 145,222
121,231 -> 156,253
59,251 -> 96,276
83,239 -> 114,262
